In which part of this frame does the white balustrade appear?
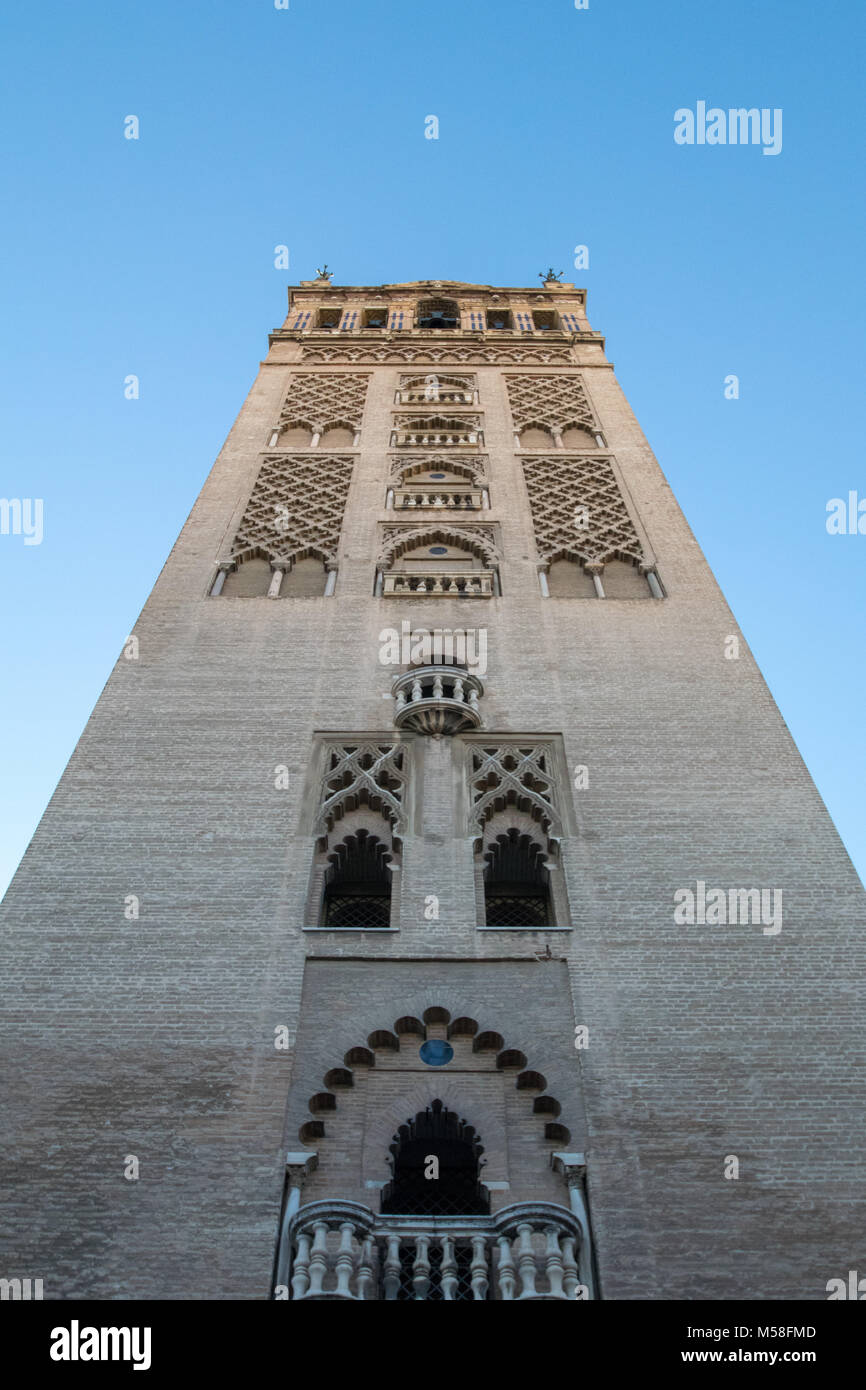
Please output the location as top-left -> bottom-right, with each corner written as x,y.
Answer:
394,489 -> 484,510
391,665 -> 484,736
392,430 -> 481,448
285,1201 -> 585,1300
382,571 -> 494,598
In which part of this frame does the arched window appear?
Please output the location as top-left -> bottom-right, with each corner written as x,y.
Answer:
381,1100 -> 489,1216
483,828 -> 551,927
320,829 -> 392,929
220,553 -> 272,597
417,298 -> 460,330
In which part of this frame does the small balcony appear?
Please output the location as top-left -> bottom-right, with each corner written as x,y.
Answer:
382,571 -> 494,598
397,387 -> 475,406
287,1200 -> 584,1301
392,665 -> 483,736
392,487 -> 485,511
391,427 -> 482,449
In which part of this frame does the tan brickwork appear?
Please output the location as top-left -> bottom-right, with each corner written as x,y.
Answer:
0,280 -> 864,1301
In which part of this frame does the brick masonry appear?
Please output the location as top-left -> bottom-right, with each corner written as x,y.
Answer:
0,279 -> 864,1301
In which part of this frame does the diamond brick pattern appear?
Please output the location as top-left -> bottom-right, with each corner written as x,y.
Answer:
230,454 -> 354,566
505,374 -> 596,432
278,373 -> 369,431
522,454 -> 646,568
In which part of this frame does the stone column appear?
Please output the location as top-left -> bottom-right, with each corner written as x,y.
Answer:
585,563 -> 605,599
210,562 -> 234,597
268,565 -> 287,599
538,566 -> 550,598
324,563 -> 338,597
274,1153 -> 318,1293
269,429 -> 280,448
551,1152 -> 595,1299
641,564 -> 664,599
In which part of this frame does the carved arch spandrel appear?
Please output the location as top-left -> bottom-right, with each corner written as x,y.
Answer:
378,525 -> 499,572
296,1007 -> 571,1157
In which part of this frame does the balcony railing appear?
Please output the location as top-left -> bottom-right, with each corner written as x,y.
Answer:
392,428 -> 482,448
392,664 -> 483,736
396,388 -> 476,406
287,1200 -> 584,1300
382,571 -> 494,598
392,488 -> 484,511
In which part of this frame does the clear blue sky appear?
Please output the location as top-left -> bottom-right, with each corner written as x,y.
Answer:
1,0 -> 864,894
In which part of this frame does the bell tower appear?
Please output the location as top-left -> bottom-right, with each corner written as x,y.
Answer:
1,272 -> 864,1302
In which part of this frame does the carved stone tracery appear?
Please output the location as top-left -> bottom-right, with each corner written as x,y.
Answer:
314,743 -> 407,844
469,745 -> 561,848
378,525 -> 498,572
301,344 -> 573,366
388,455 -> 488,488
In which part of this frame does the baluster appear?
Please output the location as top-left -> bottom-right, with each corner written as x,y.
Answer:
334,1221 -> 357,1298
453,678 -> 464,703
307,1220 -> 330,1296
412,1234 -> 431,1300
468,688 -> 479,712
543,1225 -> 565,1298
395,689 -> 406,709
440,1236 -> 458,1301
432,674 -> 443,698
496,1235 -> 517,1300
291,1230 -> 312,1300
515,1223 -> 538,1298
357,1237 -> 375,1302
411,678 -> 422,702
382,1235 -> 401,1301
470,1234 -> 489,1301
561,1235 -> 579,1300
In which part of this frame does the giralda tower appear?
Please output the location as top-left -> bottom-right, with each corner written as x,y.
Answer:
2,274 -> 864,1301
